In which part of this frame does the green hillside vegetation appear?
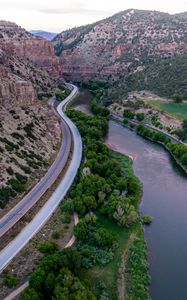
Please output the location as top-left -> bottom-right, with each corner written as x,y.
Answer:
114,54 -> 187,99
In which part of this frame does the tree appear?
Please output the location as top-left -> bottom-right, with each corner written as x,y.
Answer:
84,196 -> 97,211
136,112 -> 145,122
74,219 -> 88,241
172,92 -> 183,103
21,288 -> 40,300
123,109 -> 135,119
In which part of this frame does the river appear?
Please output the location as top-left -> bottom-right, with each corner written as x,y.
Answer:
106,120 -> 187,300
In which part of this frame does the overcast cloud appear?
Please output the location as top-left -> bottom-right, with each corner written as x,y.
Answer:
0,0 -> 186,32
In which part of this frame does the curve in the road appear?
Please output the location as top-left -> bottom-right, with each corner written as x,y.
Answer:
0,84 -> 82,272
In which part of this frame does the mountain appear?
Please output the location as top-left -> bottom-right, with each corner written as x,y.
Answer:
53,9 -> 187,97
30,30 -> 57,41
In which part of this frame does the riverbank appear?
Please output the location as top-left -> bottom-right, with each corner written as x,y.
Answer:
112,114 -> 187,176
106,119 -> 187,299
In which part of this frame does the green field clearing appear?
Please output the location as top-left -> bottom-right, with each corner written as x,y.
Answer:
147,100 -> 187,120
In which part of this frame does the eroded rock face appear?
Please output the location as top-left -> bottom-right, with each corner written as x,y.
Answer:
0,78 -> 36,106
0,21 -> 64,106
0,21 -> 62,79
53,9 -> 187,81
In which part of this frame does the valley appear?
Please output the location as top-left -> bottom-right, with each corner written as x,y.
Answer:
0,6 -> 187,300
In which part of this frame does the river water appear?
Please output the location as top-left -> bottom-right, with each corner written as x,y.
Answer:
106,120 -> 187,300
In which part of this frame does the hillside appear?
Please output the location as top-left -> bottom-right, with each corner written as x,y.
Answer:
0,21 -> 63,210
175,12 -> 187,20
53,9 -> 187,97
112,54 -> 187,99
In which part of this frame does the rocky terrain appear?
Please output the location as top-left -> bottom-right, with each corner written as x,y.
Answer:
0,103 -> 61,209
0,21 -> 64,210
53,9 -> 187,97
0,21 -> 64,105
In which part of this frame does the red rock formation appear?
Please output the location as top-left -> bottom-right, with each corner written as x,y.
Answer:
0,21 -> 64,106
7,39 -> 62,79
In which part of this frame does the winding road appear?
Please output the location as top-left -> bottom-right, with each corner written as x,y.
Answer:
0,84 -> 82,272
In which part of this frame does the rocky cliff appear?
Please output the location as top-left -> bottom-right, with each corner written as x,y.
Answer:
53,9 -> 187,83
0,21 -> 62,79
0,21 -> 64,106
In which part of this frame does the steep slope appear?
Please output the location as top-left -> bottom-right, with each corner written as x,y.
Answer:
53,9 -> 187,84
30,30 -> 57,41
112,54 -> 187,99
0,21 -> 63,210
0,21 -> 65,104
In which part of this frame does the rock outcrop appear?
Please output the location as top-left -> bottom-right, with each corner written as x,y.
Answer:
0,21 -> 62,79
0,21 -> 64,106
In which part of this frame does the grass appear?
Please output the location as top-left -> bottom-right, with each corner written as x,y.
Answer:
80,151 -> 142,300
80,215 -> 137,300
147,100 -> 187,120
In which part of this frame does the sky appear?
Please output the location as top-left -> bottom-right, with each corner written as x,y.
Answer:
0,0 -> 186,33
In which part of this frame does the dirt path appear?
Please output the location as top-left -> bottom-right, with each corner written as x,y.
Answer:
2,213 -> 79,300
117,232 -> 136,300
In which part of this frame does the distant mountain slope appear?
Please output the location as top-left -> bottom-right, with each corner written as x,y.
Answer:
30,30 -> 57,41
53,9 -> 187,97
175,12 -> 187,20
111,54 -> 187,99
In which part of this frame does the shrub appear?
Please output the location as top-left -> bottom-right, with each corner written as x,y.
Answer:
3,271 -> 18,288
6,166 -> 14,175
142,215 -> 153,225
38,242 -> 58,254
136,112 -> 145,122
123,118 -> 128,125
15,172 -> 28,184
8,178 -> 25,193
123,110 -> 135,119
52,231 -> 60,240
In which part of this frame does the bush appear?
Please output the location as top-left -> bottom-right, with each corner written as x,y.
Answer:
0,187 -> 16,208
15,172 -> 28,184
3,271 -> 18,288
38,241 -> 58,254
172,92 -> 183,103
142,215 -> 153,225
123,110 -> 135,119
52,231 -> 60,240
8,178 -> 25,193
123,118 -> 128,125
6,166 -> 14,175
136,112 -> 145,122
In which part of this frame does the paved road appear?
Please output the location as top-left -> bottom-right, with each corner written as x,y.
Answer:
0,84 -> 82,272
0,99 -> 73,238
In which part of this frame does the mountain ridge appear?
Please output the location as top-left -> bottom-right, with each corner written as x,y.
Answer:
52,9 -> 187,97
30,30 -> 57,41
